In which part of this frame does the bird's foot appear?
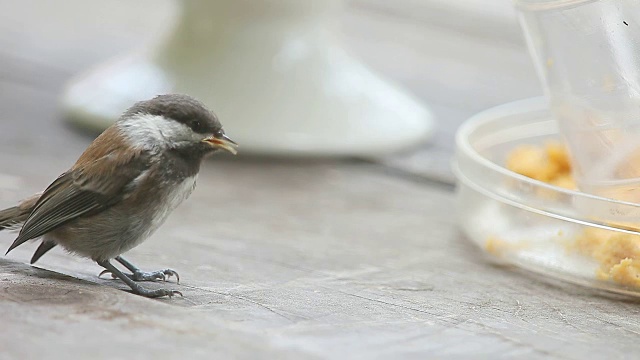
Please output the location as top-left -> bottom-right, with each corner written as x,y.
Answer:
98,260 -> 182,299
99,269 -> 180,283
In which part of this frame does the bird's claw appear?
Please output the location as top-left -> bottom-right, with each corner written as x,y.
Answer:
98,269 -> 180,283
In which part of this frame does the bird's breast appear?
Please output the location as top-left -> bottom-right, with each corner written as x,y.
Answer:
146,175 -> 197,234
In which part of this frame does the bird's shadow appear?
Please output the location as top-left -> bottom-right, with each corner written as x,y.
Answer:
0,257 -> 108,305
0,257 -> 84,282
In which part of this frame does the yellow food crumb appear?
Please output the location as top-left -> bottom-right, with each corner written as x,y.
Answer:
506,142 -> 574,189
506,145 -> 557,182
609,258 -> 640,287
485,237 -> 508,257
485,236 -> 528,258
596,268 -> 610,281
545,142 -> 571,173
549,174 -> 576,190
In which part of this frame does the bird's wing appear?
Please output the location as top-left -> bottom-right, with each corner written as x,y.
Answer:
6,150 -> 152,253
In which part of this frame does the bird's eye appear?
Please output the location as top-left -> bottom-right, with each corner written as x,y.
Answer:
191,120 -> 202,133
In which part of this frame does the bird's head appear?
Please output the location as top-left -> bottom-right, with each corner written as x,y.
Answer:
118,94 -> 238,157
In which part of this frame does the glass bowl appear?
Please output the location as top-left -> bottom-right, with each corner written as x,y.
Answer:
454,97 -> 640,296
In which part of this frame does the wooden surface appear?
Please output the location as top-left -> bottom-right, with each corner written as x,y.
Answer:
1,1 -> 639,359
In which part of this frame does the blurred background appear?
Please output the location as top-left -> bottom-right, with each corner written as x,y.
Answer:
0,0 -> 541,183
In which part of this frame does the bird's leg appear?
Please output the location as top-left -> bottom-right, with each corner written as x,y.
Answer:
97,260 -> 182,298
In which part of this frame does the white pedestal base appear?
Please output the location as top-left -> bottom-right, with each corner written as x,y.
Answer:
61,0 -> 435,157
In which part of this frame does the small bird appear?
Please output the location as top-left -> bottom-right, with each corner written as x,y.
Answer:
0,94 -> 237,298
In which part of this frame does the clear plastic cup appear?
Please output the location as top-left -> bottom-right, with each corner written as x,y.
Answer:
516,0 -> 640,213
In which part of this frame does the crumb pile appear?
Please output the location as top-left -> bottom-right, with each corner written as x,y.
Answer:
503,142 -> 640,288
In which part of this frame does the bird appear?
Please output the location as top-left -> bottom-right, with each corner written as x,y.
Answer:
0,94 -> 237,298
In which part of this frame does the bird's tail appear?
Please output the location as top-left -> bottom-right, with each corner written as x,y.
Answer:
1,193 -> 55,263
0,193 -> 40,231
0,206 -> 29,231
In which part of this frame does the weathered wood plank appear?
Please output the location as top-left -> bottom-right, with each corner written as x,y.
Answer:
4,156 -> 640,359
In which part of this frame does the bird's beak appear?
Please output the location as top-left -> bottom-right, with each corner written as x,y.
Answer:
203,133 -> 238,155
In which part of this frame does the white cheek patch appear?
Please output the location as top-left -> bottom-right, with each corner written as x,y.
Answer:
117,114 -> 199,150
